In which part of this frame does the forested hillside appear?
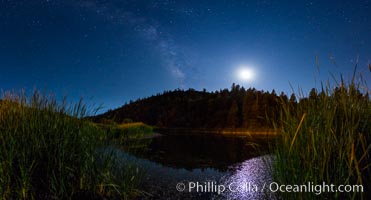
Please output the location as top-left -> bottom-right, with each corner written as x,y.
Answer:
94,84 -> 297,129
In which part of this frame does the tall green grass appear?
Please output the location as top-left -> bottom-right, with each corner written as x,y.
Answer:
0,91 -> 142,199
272,67 -> 371,199
95,122 -> 154,159
98,122 -> 153,142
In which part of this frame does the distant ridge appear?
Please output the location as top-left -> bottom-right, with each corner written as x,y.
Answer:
93,84 -> 295,130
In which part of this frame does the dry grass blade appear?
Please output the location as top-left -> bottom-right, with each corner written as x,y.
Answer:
289,113 -> 306,154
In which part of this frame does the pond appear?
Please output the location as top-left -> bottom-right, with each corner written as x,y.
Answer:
114,133 -> 276,199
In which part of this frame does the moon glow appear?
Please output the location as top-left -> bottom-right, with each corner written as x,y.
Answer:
237,66 -> 255,82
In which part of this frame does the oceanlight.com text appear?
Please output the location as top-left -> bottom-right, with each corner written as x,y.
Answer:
175,181 -> 363,195
269,182 -> 363,195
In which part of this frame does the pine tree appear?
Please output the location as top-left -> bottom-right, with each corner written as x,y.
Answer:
227,100 -> 239,128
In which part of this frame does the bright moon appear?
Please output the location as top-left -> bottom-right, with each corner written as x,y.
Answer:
237,67 -> 255,82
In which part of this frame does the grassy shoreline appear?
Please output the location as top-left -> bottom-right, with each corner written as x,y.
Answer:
154,127 -> 277,137
0,92 -> 145,199
271,68 -> 371,199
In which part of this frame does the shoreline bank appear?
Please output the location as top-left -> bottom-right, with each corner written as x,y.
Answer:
154,127 -> 278,137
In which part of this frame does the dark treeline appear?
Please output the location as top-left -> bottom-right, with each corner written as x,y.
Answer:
94,84 -> 297,129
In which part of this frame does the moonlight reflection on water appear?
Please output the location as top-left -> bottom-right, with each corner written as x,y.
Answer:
105,134 -> 275,199
218,155 -> 275,200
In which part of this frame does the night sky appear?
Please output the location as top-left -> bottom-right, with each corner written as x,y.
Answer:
1,0 -> 370,112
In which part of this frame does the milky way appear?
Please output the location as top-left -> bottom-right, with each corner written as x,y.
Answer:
1,0 -> 370,112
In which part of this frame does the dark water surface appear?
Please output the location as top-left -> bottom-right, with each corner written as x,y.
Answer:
115,133 -> 275,199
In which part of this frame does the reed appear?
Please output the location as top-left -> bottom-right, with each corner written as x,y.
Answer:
272,66 -> 371,199
0,91 -> 142,199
